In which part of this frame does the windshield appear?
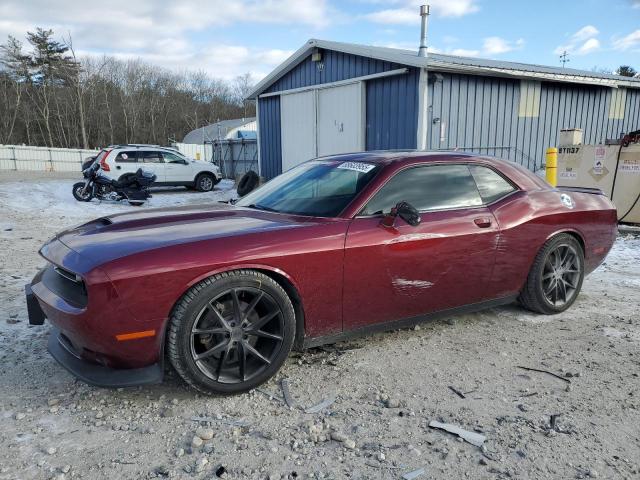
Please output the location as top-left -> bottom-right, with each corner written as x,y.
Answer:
235,160 -> 381,217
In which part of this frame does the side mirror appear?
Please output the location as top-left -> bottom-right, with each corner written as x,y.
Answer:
381,201 -> 421,228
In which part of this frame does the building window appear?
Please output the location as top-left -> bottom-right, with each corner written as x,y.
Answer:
518,80 -> 541,118
608,88 -> 627,119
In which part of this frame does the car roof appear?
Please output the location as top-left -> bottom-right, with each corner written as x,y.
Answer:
316,150 -> 482,165
315,150 -> 548,191
107,144 -> 182,153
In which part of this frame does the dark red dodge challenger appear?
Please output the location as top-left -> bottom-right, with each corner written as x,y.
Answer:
26,152 -> 617,394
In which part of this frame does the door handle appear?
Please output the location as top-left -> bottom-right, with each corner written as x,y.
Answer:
474,217 -> 492,228
116,166 -> 121,170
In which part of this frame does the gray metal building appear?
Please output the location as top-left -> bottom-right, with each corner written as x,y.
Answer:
182,117 -> 257,144
247,39 -> 640,179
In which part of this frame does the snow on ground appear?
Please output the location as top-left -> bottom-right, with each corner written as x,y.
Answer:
0,172 -> 639,480
0,177 -> 237,220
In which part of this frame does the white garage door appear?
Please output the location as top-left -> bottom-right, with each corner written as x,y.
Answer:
279,82 -> 365,172
280,90 -> 316,172
317,82 -> 365,157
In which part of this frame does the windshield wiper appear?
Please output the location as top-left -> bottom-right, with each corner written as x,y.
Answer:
246,203 -> 279,212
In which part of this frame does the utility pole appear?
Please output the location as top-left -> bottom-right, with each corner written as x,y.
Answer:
559,50 -> 570,68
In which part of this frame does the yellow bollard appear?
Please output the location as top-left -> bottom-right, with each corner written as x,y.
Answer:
545,147 -> 558,187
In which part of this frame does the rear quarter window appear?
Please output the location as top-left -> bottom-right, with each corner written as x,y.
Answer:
469,165 -> 516,204
114,151 -> 138,163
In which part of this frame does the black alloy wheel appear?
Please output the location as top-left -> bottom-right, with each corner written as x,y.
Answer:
190,287 -> 284,384
519,233 -> 585,314
541,243 -> 581,307
167,270 -> 295,395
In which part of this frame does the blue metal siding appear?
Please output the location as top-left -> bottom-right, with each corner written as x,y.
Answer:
365,68 -> 419,150
265,50 -> 407,93
427,72 -> 640,170
258,47 -> 640,179
258,96 -> 281,179
258,51 -> 420,179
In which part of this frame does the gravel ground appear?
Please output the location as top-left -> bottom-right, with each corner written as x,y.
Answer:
0,172 -> 639,480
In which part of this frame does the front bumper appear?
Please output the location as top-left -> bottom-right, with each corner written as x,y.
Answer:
27,240 -> 165,388
47,327 -> 163,388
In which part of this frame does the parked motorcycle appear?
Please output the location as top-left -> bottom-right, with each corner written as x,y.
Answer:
72,161 -> 156,206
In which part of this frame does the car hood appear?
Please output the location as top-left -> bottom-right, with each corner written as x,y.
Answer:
191,160 -> 216,168
54,203 -> 310,266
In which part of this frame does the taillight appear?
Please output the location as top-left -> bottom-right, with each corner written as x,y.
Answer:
99,150 -> 112,171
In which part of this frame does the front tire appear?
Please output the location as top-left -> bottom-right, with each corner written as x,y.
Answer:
519,233 -> 585,314
167,270 -> 295,395
195,173 -> 215,192
72,182 -> 93,202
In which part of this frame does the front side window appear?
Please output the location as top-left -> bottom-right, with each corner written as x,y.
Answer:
362,164 -> 483,215
469,165 -> 516,204
114,151 -> 138,163
235,160 -> 380,217
141,151 -> 163,163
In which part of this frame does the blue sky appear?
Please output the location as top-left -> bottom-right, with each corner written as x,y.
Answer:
1,0 -> 639,80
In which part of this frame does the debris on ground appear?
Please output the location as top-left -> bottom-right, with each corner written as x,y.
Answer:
0,174 -> 638,479
428,421 -> 487,447
516,366 -> 571,383
448,386 -> 466,399
304,395 -> 336,414
255,388 -> 286,404
402,467 -> 426,479
191,416 -> 250,427
281,378 -> 296,408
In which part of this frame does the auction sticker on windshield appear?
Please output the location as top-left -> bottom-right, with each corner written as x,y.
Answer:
337,162 -> 376,173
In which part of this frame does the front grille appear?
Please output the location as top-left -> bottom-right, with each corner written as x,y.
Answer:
42,264 -> 88,308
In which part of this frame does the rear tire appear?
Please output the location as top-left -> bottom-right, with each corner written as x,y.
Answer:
72,182 -> 93,202
167,270 -> 295,395
519,233 -> 585,314
195,173 -> 215,192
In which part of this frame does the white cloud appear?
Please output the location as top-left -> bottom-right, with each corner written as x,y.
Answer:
482,36 -> 524,55
553,25 -> 600,56
365,0 -> 479,25
450,48 -> 479,57
0,0 -> 328,79
572,25 -> 599,42
612,29 -> 640,51
379,36 -> 522,58
576,38 -> 600,54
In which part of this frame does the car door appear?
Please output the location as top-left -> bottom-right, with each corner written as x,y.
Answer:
139,150 -> 166,183
342,163 -> 500,330
162,151 -> 194,183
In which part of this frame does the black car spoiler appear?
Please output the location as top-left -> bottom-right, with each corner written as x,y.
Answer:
557,186 -> 605,196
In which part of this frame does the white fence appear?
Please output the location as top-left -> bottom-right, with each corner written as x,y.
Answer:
173,143 -> 213,162
0,145 -> 99,172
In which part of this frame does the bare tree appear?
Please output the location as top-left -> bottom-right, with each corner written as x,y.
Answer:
0,28 -> 254,148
